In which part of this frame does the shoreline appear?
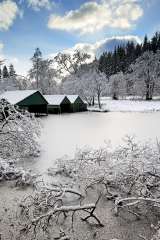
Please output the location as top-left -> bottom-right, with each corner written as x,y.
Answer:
88,99 -> 160,113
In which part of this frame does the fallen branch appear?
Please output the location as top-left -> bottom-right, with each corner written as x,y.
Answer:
44,186 -> 84,199
31,203 -> 103,226
114,197 -> 160,216
19,187 -> 104,239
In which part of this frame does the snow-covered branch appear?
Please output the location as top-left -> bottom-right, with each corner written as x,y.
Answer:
19,184 -> 103,239
0,99 -> 41,160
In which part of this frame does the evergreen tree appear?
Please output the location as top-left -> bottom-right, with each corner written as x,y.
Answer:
135,43 -> 142,58
157,32 -> 160,50
151,32 -> 158,53
30,48 -> 42,89
116,45 -> 126,72
9,64 -> 16,77
2,65 -> 9,78
142,35 -> 150,52
97,31 -> 160,98
0,60 -> 4,80
125,42 -> 137,68
99,53 -> 106,74
29,48 -> 58,94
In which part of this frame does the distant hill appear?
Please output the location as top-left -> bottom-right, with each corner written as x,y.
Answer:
95,36 -> 141,57
50,36 -> 141,62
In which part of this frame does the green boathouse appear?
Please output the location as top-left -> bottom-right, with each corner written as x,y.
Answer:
0,90 -> 48,115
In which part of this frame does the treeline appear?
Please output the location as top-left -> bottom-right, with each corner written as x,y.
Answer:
99,32 -> 160,77
0,64 -> 16,79
1,31 -> 160,106
0,63 -> 28,92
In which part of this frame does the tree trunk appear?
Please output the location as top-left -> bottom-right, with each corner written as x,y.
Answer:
36,60 -> 39,89
145,70 -> 154,101
145,90 -> 152,100
145,82 -> 154,100
113,93 -> 118,100
97,93 -> 101,109
146,81 -> 150,100
92,96 -> 95,106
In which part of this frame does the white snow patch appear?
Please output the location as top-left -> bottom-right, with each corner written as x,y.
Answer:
67,95 -> 79,104
44,95 -> 66,105
0,90 -> 38,105
89,97 -> 160,112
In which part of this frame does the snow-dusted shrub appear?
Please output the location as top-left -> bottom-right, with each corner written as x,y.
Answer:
0,99 -> 41,160
54,146 -> 111,192
114,136 -> 160,198
50,136 -> 160,238
0,157 -> 36,187
54,136 -> 160,200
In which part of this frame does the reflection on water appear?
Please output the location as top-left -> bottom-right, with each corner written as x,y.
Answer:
19,111 -> 160,174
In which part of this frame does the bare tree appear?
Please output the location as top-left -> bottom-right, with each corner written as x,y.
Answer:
54,50 -> 91,76
61,61 -> 106,108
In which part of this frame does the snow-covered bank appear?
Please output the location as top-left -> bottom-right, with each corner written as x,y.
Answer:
0,158 -> 36,187
88,98 -> 160,112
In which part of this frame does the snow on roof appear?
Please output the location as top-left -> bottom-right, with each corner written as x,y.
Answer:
0,90 -> 38,105
67,95 -> 79,103
44,95 -> 67,105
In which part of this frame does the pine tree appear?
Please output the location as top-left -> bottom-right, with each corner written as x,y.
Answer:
2,65 -> 9,78
142,35 -> 150,52
157,32 -> 160,50
151,32 -> 158,53
98,32 -> 160,79
135,43 -> 142,58
9,64 -> 16,77
116,45 -> 126,72
98,53 -> 106,74
30,48 -> 42,89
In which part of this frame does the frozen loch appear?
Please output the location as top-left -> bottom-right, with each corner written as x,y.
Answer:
20,111 -> 160,174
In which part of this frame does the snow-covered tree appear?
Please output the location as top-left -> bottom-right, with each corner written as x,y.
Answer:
29,50 -> 58,94
8,64 -> 18,87
54,50 -> 91,76
61,61 -> 106,108
2,65 -> 9,78
9,64 -> 16,78
0,61 -> 29,91
0,67 -> 2,80
29,48 -> 42,89
83,62 -> 107,108
60,64 -> 93,105
0,99 -> 41,160
108,72 -> 126,99
130,51 -> 160,100
86,61 -> 107,108
15,75 -> 31,90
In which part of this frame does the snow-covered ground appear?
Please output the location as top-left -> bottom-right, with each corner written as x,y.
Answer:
88,97 -> 160,112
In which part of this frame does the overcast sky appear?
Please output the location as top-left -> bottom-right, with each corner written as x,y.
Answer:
0,0 -> 159,75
